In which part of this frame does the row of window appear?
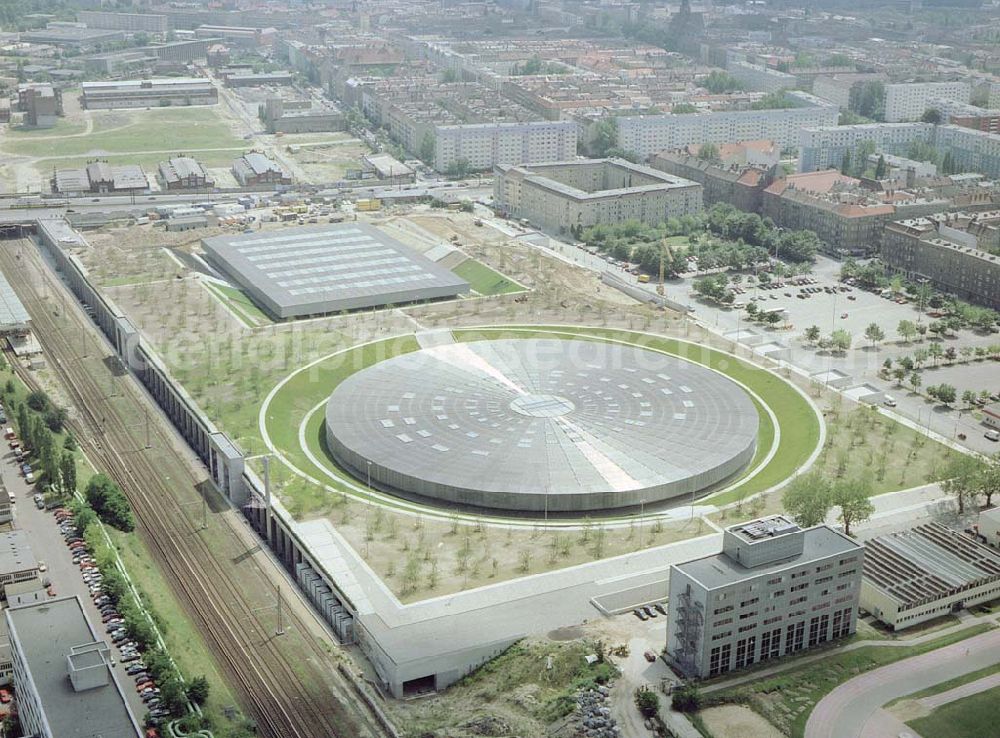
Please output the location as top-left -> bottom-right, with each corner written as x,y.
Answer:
706,608 -> 856,677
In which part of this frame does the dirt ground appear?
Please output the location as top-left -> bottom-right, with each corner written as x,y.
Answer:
699,705 -> 785,738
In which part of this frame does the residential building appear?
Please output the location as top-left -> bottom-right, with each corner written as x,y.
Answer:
18,83 -> 62,128
881,212 -> 1000,309
158,156 -> 213,190
812,73 -> 889,109
861,522 -> 1000,630
77,11 -> 168,33
6,596 -> 143,738
649,150 -> 774,213
611,93 -> 838,161
232,152 -> 292,187
223,72 -> 293,88
666,515 -> 863,679
728,61 -> 797,94
762,170 -> 896,256
434,120 -> 577,173
494,158 -> 702,234
884,82 -> 970,123
81,78 -> 217,110
0,531 -> 38,597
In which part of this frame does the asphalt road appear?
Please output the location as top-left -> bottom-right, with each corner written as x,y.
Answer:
804,626 -> 1000,738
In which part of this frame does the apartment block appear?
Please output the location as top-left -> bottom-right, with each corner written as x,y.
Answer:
881,212 -> 1000,309
77,11 -> 168,33
613,93 -> 837,160
434,120 -> 577,173
762,170 -> 895,256
649,150 -> 774,212
666,516 -> 863,679
727,61 -> 797,94
884,82 -> 970,122
494,158 -> 702,233
812,73 -> 888,109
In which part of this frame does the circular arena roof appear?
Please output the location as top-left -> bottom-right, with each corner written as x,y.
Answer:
324,338 -> 759,513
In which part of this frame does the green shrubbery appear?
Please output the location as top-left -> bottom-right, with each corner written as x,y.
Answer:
85,473 -> 135,532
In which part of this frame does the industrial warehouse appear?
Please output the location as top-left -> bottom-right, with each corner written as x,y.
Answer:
861,523 -> 1000,630
325,338 -> 759,513
200,223 -> 469,319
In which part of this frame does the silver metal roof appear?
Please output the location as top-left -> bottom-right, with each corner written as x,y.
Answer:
201,223 -> 468,318
325,338 -> 759,513
0,271 -> 29,328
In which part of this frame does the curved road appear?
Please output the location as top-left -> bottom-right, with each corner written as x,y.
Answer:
805,627 -> 1000,738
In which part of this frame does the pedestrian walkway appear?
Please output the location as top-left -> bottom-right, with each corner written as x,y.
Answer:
919,671 -> 1000,710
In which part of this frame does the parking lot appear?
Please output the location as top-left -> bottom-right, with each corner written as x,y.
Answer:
0,447 -> 155,722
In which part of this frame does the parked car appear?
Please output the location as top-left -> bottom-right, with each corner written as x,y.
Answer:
643,650 -> 657,663
125,664 -> 145,675
120,653 -> 141,663
633,608 -> 648,621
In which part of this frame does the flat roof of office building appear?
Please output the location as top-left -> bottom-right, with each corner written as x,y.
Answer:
5,596 -> 142,738
201,223 -> 469,319
674,525 -> 861,590
0,530 -> 36,574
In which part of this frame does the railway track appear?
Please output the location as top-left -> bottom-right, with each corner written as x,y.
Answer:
0,241 -> 386,738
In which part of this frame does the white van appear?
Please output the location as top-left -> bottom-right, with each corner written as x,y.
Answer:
883,395 -> 897,407
986,429 -> 1000,442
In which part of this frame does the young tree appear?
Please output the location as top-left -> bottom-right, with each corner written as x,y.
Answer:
830,329 -> 852,353
897,319 -> 917,344
941,455 -> 986,513
833,477 -> 874,536
934,383 -> 957,406
804,325 -> 821,344
186,676 -> 210,706
908,372 -> 922,393
980,453 -> 1000,508
60,452 -> 77,496
782,473 -> 833,527
635,686 -> 660,717
864,322 -> 885,348
670,683 -> 701,713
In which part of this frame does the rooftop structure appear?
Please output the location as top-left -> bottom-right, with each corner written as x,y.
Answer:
0,271 -> 30,333
0,531 -> 37,583
649,149 -> 774,213
81,77 -> 217,110
325,338 -> 759,513
861,523 -> 1000,630
52,163 -> 148,195
231,151 -> 292,187
495,158 -> 702,232
158,156 -> 213,190
20,25 -> 124,49
6,596 -> 143,738
666,517 -> 863,678
201,223 -> 469,319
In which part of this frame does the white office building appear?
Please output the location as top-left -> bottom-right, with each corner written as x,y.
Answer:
433,120 -> 577,173
883,82 -> 970,122
666,516 -> 863,679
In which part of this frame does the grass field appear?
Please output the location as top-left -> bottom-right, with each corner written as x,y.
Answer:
452,258 -> 525,296
5,117 -> 88,137
706,624 -> 995,738
906,683 -> 1000,738
888,662 -> 1000,706
1,108 -> 245,160
203,280 -> 273,327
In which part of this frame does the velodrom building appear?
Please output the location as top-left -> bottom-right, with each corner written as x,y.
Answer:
494,158 -> 702,233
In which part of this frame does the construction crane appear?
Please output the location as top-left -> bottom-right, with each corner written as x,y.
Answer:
657,238 -> 673,296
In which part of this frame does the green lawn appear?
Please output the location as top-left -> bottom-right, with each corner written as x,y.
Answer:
888,662 -> 1000,706
452,258 -> 525,296
5,117 -> 88,137
906,683 -> 1000,738
203,281 -> 273,327
2,108 -> 245,159
707,624 -> 995,738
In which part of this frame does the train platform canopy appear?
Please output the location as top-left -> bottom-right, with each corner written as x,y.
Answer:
0,271 -> 29,333
201,223 -> 469,319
